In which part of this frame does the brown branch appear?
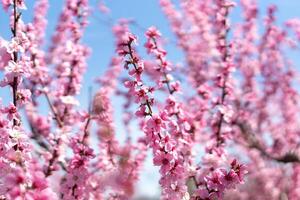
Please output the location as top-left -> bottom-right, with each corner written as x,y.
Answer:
127,43 -> 153,116
150,37 -> 174,95
82,116 -> 91,144
44,92 -> 63,128
11,0 -> 19,126
29,125 -> 50,151
43,92 -> 65,176
81,87 -> 93,144
235,121 -> 300,164
215,6 -> 230,147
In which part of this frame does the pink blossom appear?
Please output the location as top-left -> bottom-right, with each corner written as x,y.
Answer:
1,0 -> 300,199
205,170 -> 225,192
146,115 -> 166,132
153,151 -> 173,166
0,39 -> 11,69
1,0 -> 10,11
3,103 -> 20,120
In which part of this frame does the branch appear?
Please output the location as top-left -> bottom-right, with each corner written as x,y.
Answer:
11,0 -> 20,126
215,5 -> 231,147
235,121 -> 300,164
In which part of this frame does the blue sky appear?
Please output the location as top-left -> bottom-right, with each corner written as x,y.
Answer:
1,0 -> 300,198
2,0 -> 300,108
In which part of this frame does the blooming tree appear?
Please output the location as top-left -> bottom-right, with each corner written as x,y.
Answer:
0,0 -> 300,199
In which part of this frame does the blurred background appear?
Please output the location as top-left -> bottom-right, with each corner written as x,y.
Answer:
1,0 -> 300,198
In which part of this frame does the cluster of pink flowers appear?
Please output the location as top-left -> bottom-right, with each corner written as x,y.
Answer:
1,0 -> 300,199
117,30 -> 188,199
192,154 -> 247,199
159,0 -> 300,199
60,136 -> 95,199
116,22 -> 247,199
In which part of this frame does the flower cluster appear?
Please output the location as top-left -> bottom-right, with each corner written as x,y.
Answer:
1,0 -> 300,199
60,136 -> 95,199
160,0 -> 300,199
118,31 -> 191,199
193,159 -> 247,199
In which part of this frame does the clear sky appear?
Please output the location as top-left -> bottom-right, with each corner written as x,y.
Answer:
1,0 -> 300,198
1,0 -> 300,107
